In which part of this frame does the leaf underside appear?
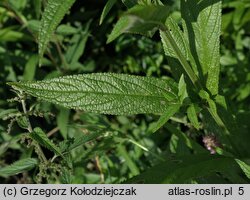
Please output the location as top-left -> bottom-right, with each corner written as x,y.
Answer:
8,73 -> 178,115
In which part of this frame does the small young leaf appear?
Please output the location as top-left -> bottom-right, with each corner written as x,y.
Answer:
65,22 -> 91,66
107,4 -> 169,43
16,116 -> 29,130
0,109 -> 19,120
149,104 -> 180,133
100,0 -> 117,25
235,159 -> 250,180
187,104 -> 200,130
166,123 -> 207,153
39,0 -> 76,63
0,158 -> 38,177
178,74 -> 188,103
30,127 -> 63,156
57,107 -> 70,139
67,131 -> 105,151
122,0 -> 138,8
56,24 -> 78,35
23,55 -> 38,81
8,73 -> 178,115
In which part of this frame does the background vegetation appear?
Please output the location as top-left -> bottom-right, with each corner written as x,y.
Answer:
0,0 -> 250,183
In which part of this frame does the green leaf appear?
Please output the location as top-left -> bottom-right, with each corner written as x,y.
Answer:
235,159 -> 250,180
122,0 -> 164,6
16,116 -> 29,130
160,17 -> 199,81
169,133 -> 191,155
160,29 -> 200,89
122,0 -> 138,8
161,17 -> 190,62
100,0 -> 117,25
181,0 -> 222,95
39,0 -> 76,63
56,24 -> 78,35
8,73 -> 178,115
33,0 -> 42,19
187,104 -> 200,130
107,4 -> 169,43
0,158 -> 38,177
149,104 -> 180,133
125,154 -> 243,183
67,131 -> 105,151
30,127 -> 63,156
178,74 -> 188,103
65,22 -> 90,66
0,109 -> 19,120
57,107 -> 70,139
117,144 -> 139,176
23,55 -> 38,81
0,27 -> 32,42
166,123 -> 207,154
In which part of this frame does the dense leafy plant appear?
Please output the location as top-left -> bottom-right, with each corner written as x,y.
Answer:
0,0 -> 250,183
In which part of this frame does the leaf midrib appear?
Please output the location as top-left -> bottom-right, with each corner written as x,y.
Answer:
22,85 -> 176,101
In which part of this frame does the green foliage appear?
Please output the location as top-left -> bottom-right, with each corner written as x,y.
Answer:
0,158 -> 38,177
39,0 -> 76,63
187,104 -> 200,130
181,0 -> 222,95
235,159 -> 250,180
149,104 -> 180,133
100,0 -> 117,25
30,127 -> 63,157
8,73 -> 178,115
0,0 -> 249,184
107,4 -> 170,43
125,154 -> 246,183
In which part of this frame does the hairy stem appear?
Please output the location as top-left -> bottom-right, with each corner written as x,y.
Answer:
19,92 -> 48,163
20,92 -> 33,133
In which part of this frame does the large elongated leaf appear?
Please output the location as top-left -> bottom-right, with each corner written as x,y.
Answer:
181,0 -> 222,95
0,158 -> 38,177
107,4 -> 169,43
125,154 -> 244,183
8,73 -> 178,115
39,0 -> 76,62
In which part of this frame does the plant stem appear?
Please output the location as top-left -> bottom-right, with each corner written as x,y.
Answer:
47,127 -> 60,137
20,92 -> 33,133
160,28 -> 202,90
19,92 -> 48,163
95,156 -> 105,183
